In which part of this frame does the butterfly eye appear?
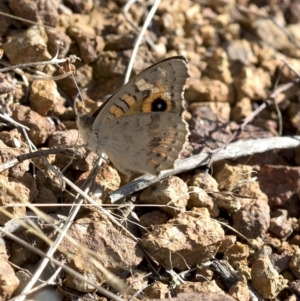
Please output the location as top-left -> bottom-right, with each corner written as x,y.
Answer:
151,98 -> 168,112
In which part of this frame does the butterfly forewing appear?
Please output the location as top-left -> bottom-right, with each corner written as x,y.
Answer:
92,56 -> 189,128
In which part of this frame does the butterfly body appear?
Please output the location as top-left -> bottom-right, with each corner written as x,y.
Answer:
77,56 -> 190,175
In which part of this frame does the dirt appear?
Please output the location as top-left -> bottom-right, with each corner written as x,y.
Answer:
0,0 -> 300,300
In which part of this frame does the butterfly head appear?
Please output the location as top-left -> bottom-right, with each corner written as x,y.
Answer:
76,114 -> 94,145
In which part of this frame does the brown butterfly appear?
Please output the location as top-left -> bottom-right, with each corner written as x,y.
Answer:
77,56 -> 190,175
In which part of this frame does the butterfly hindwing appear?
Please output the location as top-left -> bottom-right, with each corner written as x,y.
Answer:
97,112 -> 188,175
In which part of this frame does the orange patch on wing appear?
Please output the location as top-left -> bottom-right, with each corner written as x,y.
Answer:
109,105 -> 124,118
121,93 -> 136,107
141,79 -> 172,113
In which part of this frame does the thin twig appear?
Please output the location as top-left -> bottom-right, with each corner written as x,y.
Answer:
123,0 -> 155,49
124,0 -> 161,84
0,11 -> 55,29
109,136 -> 300,202
0,113 -> 30,130
0,55 -> 79,73
0,148 -> 76,173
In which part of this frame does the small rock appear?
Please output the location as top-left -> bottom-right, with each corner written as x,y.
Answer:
0,175 -> 30,225
75,33 -> 104,64
253,244 -> 274,260
139,176 -> 189,217
233,199 -> 270,239
9,0 -> 59,27
104,34 -> 136,52
141,214 -> 224,270
0,128 -> 23,148
76,164 -> 121,204
251,18 -> 300,58
289,235 -> 300,247
0,140 -> 29,178
285,2 -> 300,24
233,66 -> 271,101
226,39 -> 256,65
13,270 -> 31,296
3,25 -> 51,65
201,24 -> 219,47
259,165 -> 300,216
11,104 -> 55,146
34,168 -> 64,197
90,50 -> 153,100
253,44 -> 279,74
30,80 -> 65,116
176,280 -> 224,294
45,27 -> 72,58
186,78 -> 231,103
214,163 -> 254,192
237,181 -> 269,206
195,264 -> 214,281
231,97 -> 252,122
224,242 -> 249,272
204,47 -> 232,84
18,173 -> 39,202
33,187 -> 57,213
270,251 -> 293,274
277,58 -> 300,82
0,73 -> 14,95
224,22 -> 241,41
188,170 -> 219,191
251,255 -> 288,299
228,278 -> 250,301
143,281 -> 169,299
288,102 -> 300,130
188,186 -> 219,217
139,210 -> 169,233
269,209 -> 293,238
124,272 -> 149,295
282,270 -> 295,283
10,243 -> 37,268
218,235 -> 237,254
280,241 -> 295,255
189,102 -> 231,121
0,259 -> 19,299
188,105 -> 231,151
73,64 -> 94,90
153,41 -> 167,58
0,3 -> 12,36
290,248 -> 300,279
215,192 -> 242,213
63,0 -> 94,14
59,215 -> 143,292
289,279 -> 300,296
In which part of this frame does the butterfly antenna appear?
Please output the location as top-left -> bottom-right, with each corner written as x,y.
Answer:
69,66 -> 86,116
73,88 -> 87,118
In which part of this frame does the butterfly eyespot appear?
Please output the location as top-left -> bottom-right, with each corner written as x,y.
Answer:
151,98 -> 168,112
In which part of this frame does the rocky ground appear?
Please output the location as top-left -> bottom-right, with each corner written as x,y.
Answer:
0,0 -> 300,300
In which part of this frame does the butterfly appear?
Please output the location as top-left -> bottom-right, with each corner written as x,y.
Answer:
76,56 -> 190,175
